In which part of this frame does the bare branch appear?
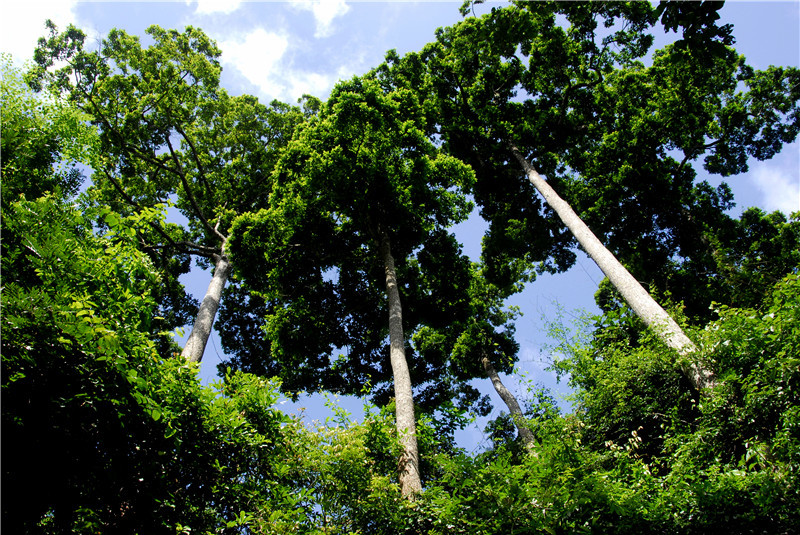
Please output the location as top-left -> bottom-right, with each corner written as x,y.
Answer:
142,240 -> 218,258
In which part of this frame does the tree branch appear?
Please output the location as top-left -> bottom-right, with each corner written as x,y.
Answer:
141,240 -> 218,258
174,122 -> 214,200
99,168 -> 218,258
77,84 -> 225,246
165,134 -> 227,243
678,138 -> 723,170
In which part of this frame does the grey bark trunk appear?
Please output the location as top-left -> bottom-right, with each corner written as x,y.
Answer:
379,232 -> 422,498
181,252 -> 231,364
481,353 -> 536,451
510,145 -> 715,391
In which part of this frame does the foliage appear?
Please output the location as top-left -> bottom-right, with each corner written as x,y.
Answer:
277,403 -> 418,534
28,20 -> 304,254
0,75 -> 305,530
227,74 -> 477,414
1,54 -> 94,206
423,2 -> 799,318
534,275 -> 800,534
28,22 -> 307,361
1,147 -> 792,535
4,6 -> 799,533
0,192 -> 309,533
482,383 -> 561,458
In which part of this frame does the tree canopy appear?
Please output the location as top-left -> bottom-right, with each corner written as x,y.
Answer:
3,2 -> 799,531
29,22 -> 307,362
425,1 -> 799,315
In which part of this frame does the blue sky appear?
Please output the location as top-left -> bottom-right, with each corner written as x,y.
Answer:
3,0 -> 799,451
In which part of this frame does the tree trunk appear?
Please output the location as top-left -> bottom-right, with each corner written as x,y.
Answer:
181,252 -> 231,364
509,145 -> 715,391
379,231 -> 422,498
481,353 -> 536,451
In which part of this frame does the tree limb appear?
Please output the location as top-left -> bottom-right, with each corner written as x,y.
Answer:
174,122 -> 214,201
99,168 -> 218,258
165,134 -> 227,243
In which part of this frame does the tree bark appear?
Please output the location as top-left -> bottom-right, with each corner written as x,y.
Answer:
509,145 -> 715,391
379,231 -> 422,498
181,252 -> 232,364
481,353 -> 536,451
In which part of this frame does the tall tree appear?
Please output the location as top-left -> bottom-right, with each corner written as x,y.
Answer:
422,1 -> 799,390
510,146 -> 712,390
30,22 -> 305,364
228,75 -> 476,496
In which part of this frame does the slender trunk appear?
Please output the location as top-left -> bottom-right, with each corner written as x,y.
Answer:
181,251 -> 231,364
509,145 -> 715,391
379,231 -> 422,498
481,353 -> 536,451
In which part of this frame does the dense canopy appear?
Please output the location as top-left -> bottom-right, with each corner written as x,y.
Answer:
2,1 -> 799,532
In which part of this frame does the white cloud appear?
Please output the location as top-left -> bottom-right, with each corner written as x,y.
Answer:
291,0 -> 350,38
751,147 -> 800,215
287,71 -> 334,99
0,0 -> 81,64
189,0 -> 243,16
219,28 -> 289,98
219,27 -> 338,102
